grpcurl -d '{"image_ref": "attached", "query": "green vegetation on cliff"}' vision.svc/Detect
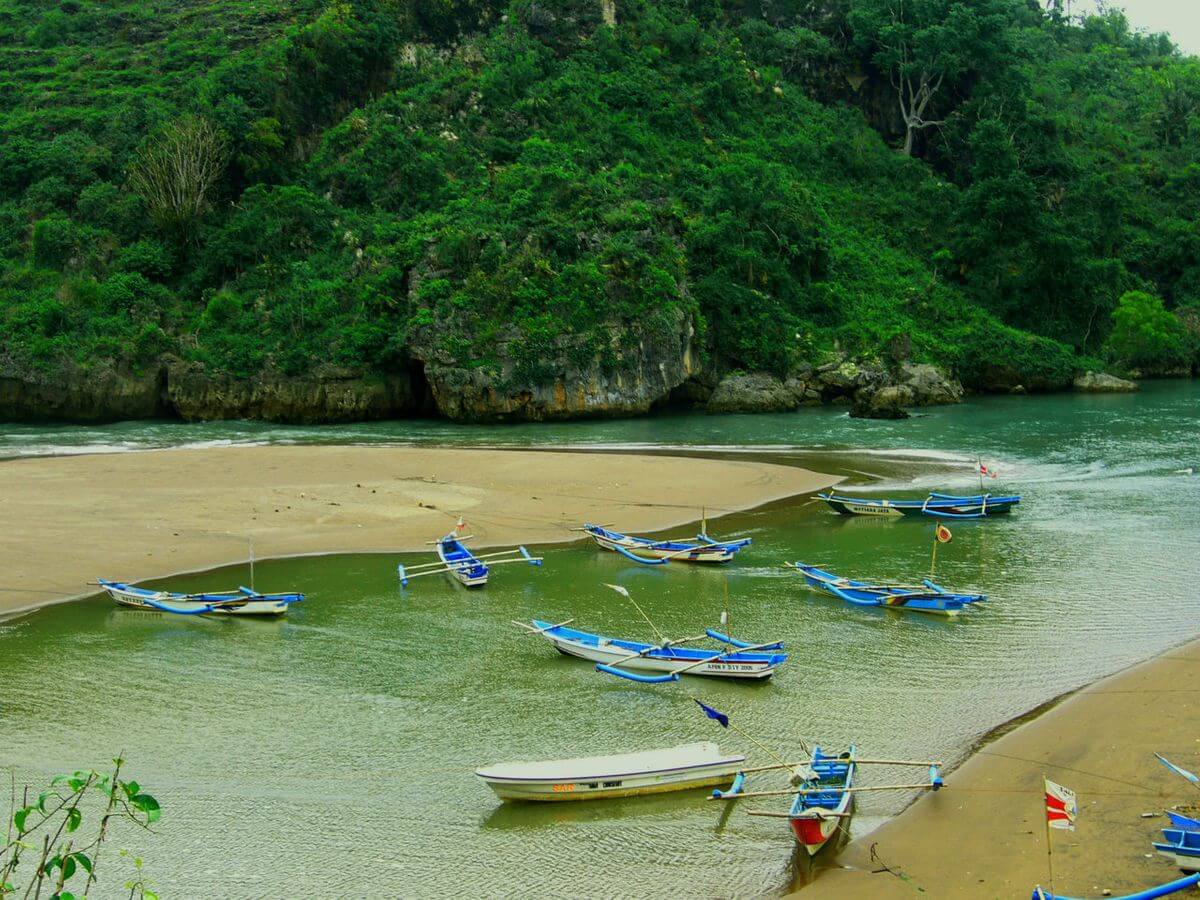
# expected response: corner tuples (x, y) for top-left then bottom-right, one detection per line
(1, 0), (1197, 419)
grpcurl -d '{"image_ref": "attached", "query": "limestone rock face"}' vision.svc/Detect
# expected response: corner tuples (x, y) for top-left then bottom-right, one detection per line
(165, 364), (416, 423)
(0, 365), (163, 421)
(1073, 371), (1138, 393)
(413, 311), (699, 422)
(706, 372), (799, 414)
(899, 363), (964, 405)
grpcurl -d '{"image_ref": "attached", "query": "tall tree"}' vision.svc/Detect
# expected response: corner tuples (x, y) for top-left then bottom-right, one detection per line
(849, 0), (1016, 155)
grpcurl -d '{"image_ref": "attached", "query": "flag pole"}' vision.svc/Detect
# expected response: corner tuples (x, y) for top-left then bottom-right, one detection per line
(1043, 773), (1056, 896)
(978, 458), (985, 494)
(930, 522), (940, 579)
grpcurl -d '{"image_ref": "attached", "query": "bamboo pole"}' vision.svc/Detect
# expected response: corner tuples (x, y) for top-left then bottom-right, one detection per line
(734, 759), (941, 775)
(709, 781), (942, 801)
(513, 618), (574, 636)
(746, 810), (852, 819)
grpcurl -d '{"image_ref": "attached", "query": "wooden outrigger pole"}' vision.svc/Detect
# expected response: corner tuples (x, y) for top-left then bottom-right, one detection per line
(398, 527), (542, 587)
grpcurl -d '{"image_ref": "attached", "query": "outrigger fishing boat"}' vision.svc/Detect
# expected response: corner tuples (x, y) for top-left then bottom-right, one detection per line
(579, 521), (750, 565)
(816, 491), (1021, 519)
(476, 742), (747, 802)
(398, 525), (542, 588)
(790, 563), (986, 616)
(516, 619), (787, 682)
(1033, 874), (1200, 900)
(710, 746), (943, 855)
(97, 579), (303, 616)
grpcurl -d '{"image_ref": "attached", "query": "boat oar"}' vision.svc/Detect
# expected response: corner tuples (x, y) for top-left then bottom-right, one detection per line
(512, 619), (575, 636)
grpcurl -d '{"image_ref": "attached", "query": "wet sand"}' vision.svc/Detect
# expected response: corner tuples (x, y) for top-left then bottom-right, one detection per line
(797, 636), (1200, 899)
(0, 445), (839, 617)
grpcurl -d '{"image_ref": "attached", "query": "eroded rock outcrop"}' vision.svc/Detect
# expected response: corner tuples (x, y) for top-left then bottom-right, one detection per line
(1073, 371), (1138, 393)
(705, 372), (800, 413)
(413, 311), (699, 422)
(0, 365), (164, 421)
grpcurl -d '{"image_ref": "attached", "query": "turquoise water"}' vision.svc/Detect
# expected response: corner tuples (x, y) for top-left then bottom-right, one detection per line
(1, 382), (1198, 897)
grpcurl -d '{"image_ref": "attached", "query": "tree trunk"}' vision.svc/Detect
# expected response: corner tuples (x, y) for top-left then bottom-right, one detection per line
(600, 0), (616, 26)
(902, 122), (915, 156)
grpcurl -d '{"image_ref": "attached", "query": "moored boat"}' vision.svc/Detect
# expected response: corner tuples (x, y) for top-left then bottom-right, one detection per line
(97, 579), (303, 616)
(476, 742), (747, 802)
(1032, 873), (1200, 900)
(581, 523), (750, 565)
(791, 563), (986, 616)
(816, 491), (1021, 519)
(788, 746), (857, 855)
(710, 746), (942, 855)
(397, 527), (542, 588)
(520, 619), (786, 681)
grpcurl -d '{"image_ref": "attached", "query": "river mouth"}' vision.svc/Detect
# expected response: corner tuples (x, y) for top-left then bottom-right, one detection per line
(2, 381), (1199, 897)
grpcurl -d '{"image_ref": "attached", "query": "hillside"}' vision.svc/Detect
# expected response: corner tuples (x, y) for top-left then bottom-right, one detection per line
(1, 0), (1197, 422)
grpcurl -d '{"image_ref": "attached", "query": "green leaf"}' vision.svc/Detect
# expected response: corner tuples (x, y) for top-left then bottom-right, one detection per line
(61, 856), (76, 880)
(130, 793), (160, 824)
(145, 891), (159, 900)
(13, 807), (31, 833)
(71, 852), (93, 874)
(66, 807), (82, 833)
(123, 780), (140, 799)
(37, 791), (54, 813)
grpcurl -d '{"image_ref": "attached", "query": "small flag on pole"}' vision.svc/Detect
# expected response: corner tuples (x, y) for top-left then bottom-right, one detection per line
(978, 462), (998, 478)
(455, 516), (467, 533)
(603, 583), (630, 599)
(1156, 754), (1200, 784)
(935, 523), (953, 544)
(1045, 779), (1077, 831)
(694, 699), (729, 728)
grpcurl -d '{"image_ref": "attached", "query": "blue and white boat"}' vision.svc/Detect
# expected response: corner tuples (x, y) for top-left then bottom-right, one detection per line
(791, 563), (986, 616)
(520, 619), (786, 682)
(816, 491), (1021, 519)
(1156, 826), (1200, 871)
(398, 531), (542, 587)
(581, 523), (750, 565)
(97, 579), (303, 616)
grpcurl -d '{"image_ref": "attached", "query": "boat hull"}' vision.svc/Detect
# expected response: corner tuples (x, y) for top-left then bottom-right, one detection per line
(478, 742), (746, 803)
(437, 536), (489, 587)
(817, 492), (1020, 519)
(101, 584), (297, 616)
(533, 620), (785, 680)
(788, 746), (856, 855)
(794, 564), (985, 616)
(583, 525), (748, 563)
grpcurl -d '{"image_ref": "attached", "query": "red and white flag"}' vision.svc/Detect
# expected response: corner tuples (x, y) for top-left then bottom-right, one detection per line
(455, 516), (467, 533)
(1045, 779), (1077, 831)
(978, 462), (998, 478)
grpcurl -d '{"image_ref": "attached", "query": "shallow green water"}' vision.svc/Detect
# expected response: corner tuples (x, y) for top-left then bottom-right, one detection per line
(2, 382), (1199, 897)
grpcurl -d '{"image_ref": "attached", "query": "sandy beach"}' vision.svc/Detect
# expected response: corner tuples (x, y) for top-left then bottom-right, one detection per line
(0, 445), (838, 617)
(798, 635), (1200, 899)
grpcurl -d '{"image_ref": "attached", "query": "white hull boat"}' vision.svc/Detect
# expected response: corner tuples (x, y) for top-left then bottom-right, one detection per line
(477, 742), (746, 802)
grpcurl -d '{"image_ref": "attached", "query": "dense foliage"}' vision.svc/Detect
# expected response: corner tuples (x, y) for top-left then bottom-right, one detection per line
(1, 0), (1197, 404)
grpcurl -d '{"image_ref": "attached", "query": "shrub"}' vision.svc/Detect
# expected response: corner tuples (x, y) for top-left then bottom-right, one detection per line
(1103, 290), (1188, 371)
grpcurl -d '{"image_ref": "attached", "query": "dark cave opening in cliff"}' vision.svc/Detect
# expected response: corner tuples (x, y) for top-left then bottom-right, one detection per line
(407, 361), (439, 418)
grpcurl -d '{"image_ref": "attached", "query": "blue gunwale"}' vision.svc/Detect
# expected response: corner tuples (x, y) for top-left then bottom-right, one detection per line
(437, 535), (488, 580)
(96, 579), (304, 604)
(816, 491), (1021, 519)
(789, 745), (856, 817)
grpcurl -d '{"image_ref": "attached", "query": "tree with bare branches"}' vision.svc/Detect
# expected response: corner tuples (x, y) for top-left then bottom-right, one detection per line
(850, 0), (1014, 156)
(128, 116), (228, 233)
